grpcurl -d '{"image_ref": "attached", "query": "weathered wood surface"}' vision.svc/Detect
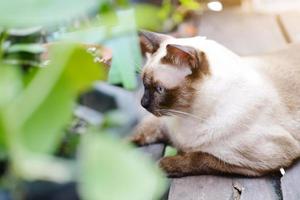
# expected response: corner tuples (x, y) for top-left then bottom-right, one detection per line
(233, 177), (280, 200)
(168, 176), (281, 200)
(281, 162), (300, 200)
(279, 12), (300, 43)
(199, 9), (287, 55)
(168, 176), (233, 200)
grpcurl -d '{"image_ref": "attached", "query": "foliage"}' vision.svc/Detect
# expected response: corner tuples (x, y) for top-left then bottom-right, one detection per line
(164, 146), (178, 157)
(159, 0), (202, 30)
(106, 9), (142, 89)
(0, 0), (100, 28)
(0, 0), (167, 199)
(134, 4), (165, 31)
(78, 132), (165, 200)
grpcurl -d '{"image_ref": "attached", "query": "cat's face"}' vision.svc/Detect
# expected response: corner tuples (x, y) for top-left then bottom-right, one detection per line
(139, 31), (210, 116)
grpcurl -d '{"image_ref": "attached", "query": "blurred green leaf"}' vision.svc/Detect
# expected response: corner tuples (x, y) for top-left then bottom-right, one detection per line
(107, 9), (141, 90)
(179, 0), (201, 10)
(6, 43), (45, 54)
(97, 9), (119, 28)
(107, 35), (138, 89)
(78, 132), (167, 200)
(0, 64), (22, 108)
(9, 43), (107, 153)
(102, 110), (129, 128)
(115, 0), (129, 7)
(59, 27), (107, 44)
(22, 67), (39, 87)
(172, 12), (184, 24)
(164, 145), (177, 157)
(158, 0), (172, 21)
(14, 152), (75, 182)
(0, 0), (100, 28)
(22, 78), (74, 153)
(0, 44), (106, 182)
(134, 4), (163, 31)
(8, 44), (74, 154)
(59, 4), (164, 44)
(0, 64), (22, 152)
(64, 44), (107, 91)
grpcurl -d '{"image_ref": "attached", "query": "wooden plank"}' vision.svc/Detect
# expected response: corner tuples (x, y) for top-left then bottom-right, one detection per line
(220, 0), (242, 7)
(250, 0), (300, 13)
(279, 12), (300, 43)
(139, 143), (165, 161)
(281, 161), (300, 200)
(199, 9), (287, 55)
(232, 177), (280, 200)
(168, 176), (233, 200)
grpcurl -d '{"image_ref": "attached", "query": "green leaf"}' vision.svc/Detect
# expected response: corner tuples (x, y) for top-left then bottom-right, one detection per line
(6, 43), (45, 54)
(0, 64), (22, 153)
(158, 0), (172, 21)
(107, 35), (139, 89)
(64, 44), (107, 91)
(14, 152), (75, 183)
(134, 4), (163, 31)
(179, 0), (201, 10)
(58, 27), (107, 44)
(9, 43), (107, 153)
(9, 44), (74, 131)
(102, 110), (129, 128)
(78, 132), (167, 200)
(164, 145), (177, 157)
(107, 9), (142, 90)
(0, 0), (100, 28)
(22, 78), (74, 153)
(0, 64), (22, 108)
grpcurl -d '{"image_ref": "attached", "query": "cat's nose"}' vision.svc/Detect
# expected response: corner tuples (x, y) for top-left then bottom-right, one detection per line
(141, 96), (150, 109)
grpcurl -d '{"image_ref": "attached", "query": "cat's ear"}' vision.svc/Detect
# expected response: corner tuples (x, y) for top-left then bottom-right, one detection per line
(139, 30), (170, 55)
(162, 44), (209, 74)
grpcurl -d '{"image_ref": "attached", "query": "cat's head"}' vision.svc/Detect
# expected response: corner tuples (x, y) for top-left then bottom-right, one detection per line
(139, 30), (210, 116)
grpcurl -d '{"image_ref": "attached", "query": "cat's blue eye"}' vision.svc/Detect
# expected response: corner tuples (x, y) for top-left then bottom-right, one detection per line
(156, 85), (165, 94)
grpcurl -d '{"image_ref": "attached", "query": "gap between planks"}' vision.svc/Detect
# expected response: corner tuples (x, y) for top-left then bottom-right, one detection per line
(277, 12), (300, 43)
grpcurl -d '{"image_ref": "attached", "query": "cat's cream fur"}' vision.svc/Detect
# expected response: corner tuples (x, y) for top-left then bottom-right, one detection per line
(133, 32), (300, 176)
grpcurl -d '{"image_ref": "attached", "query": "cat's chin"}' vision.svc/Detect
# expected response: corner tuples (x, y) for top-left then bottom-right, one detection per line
(150, 110), (164, 117)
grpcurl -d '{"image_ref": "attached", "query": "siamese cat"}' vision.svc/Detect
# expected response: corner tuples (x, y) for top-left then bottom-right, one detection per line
(130, 30), (300, 177)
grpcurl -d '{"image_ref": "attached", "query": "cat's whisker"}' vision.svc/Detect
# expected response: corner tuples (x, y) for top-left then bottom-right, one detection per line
(158, 109), (203, 121)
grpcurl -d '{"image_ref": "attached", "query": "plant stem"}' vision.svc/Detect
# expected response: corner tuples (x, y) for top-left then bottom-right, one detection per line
(0, 30), (8, 60)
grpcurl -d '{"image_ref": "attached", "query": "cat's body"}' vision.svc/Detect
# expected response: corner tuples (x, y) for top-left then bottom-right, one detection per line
(131, 31), (300, 177)
(163, 42), (300, 173)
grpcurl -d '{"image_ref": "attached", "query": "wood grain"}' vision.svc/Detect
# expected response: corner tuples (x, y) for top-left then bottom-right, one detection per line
(168, 176), (233, 200)
(233, 177), (280, 200)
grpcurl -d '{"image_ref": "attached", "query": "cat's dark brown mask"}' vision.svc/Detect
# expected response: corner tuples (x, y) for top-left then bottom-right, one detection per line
(139, 30), (210, 116)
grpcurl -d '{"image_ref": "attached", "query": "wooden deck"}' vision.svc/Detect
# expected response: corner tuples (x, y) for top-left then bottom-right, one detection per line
(140, 7), (300, 200)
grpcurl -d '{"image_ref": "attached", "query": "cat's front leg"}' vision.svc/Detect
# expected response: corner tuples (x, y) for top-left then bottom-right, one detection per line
(128, 115), (168, 146)
(159, 152), (266, 177)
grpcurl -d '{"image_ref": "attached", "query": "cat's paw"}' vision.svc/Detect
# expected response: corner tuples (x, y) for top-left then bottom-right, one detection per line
(127, 133), (148, 146)
(158, 157), (185, 178)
